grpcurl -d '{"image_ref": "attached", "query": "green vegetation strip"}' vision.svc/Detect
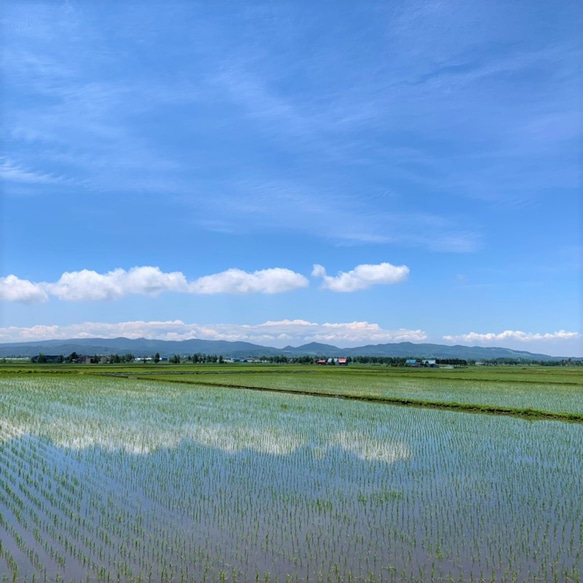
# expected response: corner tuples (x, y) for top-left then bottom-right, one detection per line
(134, 375), (583, 423)
(1, 363), (582, 385)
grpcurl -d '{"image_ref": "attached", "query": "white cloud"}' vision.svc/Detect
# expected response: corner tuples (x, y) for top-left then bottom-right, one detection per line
(312, 262), (409, 292)
(0, 275), (48, 304)
(1, 262), (411, 302)
(46, 267), (189, 301)
(189, 268), (308, 295)
(443, 330), (581, 343)
(319, 323), (426, 344)
(0, 319), (427, 348)
(1, 266), (308, 303)
(1, 320), (579, 355)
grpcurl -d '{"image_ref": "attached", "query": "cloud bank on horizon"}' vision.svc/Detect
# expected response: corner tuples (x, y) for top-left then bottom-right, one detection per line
(0, 319), (425, 346)
(0, 319), (579, 353)
(1, 1), (581, 357)
(443, 330), (580, 344)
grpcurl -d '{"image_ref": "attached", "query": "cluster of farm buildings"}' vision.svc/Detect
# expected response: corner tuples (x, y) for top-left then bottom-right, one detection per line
(316, 357), (348, 366)
(27, 354), (458, 368)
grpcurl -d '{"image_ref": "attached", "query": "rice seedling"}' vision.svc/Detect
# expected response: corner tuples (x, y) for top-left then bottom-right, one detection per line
(137, 367), (583, 419)
(0, 375), (581, 581)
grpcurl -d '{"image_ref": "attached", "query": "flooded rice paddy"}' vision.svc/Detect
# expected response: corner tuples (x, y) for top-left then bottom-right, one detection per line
(151, 370), (583, 416)
(0, 375), (582, 582)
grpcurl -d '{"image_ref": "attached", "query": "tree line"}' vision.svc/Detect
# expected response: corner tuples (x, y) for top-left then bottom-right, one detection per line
(27, 352), (581, 366)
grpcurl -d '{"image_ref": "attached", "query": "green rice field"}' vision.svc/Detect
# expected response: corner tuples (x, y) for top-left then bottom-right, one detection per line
(130, 366), (583, 419)
(0, 366), (582, 582)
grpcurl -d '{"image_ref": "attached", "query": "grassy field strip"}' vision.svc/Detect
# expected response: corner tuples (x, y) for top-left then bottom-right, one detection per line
(2, 363), (582, 386)
(110, 368), (583, 385)
(131, 375), (583, 423)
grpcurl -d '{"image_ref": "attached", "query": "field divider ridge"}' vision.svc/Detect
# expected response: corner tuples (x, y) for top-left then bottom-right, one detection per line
(129, 375), (583, 424)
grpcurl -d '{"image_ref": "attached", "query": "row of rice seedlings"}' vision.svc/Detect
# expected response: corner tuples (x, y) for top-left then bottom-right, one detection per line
(0, 435), (110, 579)
(0, 375), (582, 581)
(1, 405), (226, 580)
(171, 369), (583, 416)
(0, 414), (184, 580)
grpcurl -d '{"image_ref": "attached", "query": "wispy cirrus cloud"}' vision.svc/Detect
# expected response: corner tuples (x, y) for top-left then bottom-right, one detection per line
(0, 157), (81, 186)
(189, 179), (482, 251)
(0, 319), (427, 347)
(312, 262), (409, 292)
(1, 266), (309, 303)
(3, 3), (496, 252)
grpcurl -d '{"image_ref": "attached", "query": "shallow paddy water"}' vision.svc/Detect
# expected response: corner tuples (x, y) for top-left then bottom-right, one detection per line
(155, 370), (583, 416)
(0, 376), (582, 582)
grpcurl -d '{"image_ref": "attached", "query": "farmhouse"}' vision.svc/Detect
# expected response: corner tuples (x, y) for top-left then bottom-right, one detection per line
(316, 358), (349, 366)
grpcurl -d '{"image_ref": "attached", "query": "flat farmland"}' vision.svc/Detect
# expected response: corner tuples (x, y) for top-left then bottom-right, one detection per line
(123, 365), (583, 419)
(0, 367), (582, 582)
(7, 363), (580, 418)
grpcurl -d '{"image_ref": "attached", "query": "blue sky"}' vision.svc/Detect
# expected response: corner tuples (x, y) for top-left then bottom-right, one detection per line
(1, 0), (581, 356)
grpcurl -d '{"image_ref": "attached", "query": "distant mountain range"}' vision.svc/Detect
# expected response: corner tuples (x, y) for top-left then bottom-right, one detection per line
(0, 337), (573, 361)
